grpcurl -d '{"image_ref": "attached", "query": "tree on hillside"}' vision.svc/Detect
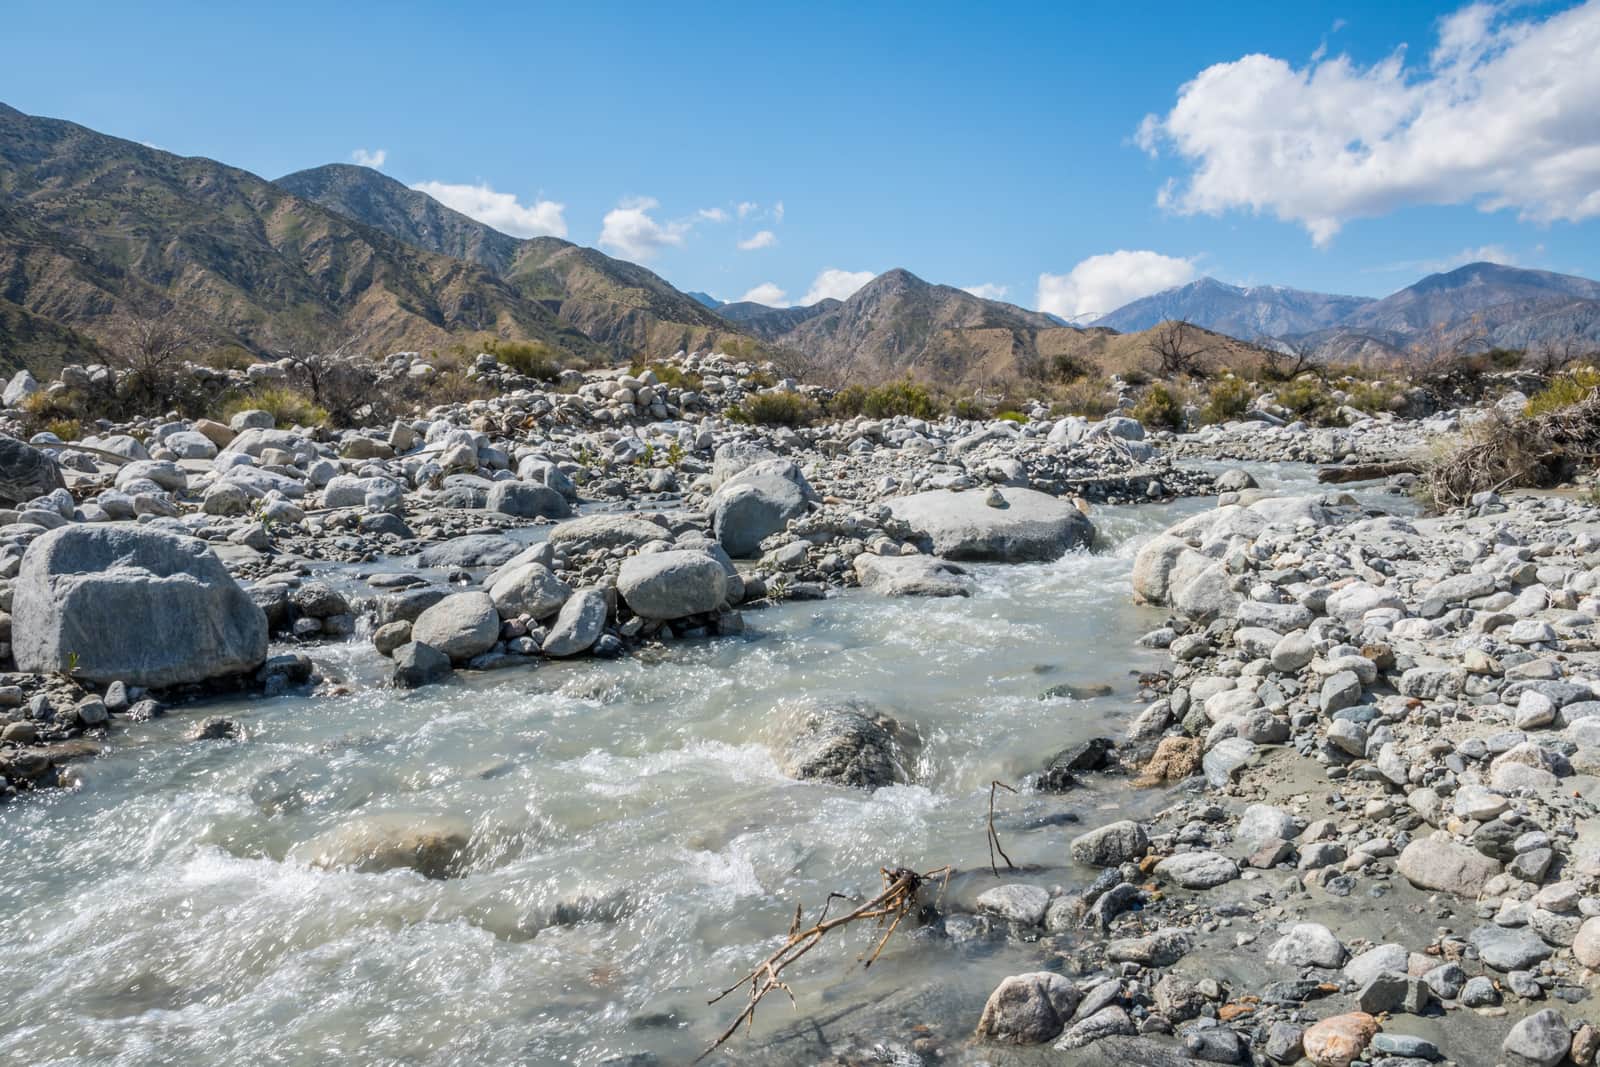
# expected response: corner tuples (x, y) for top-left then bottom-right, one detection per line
(1147, 319), (1214, 378)
(106, 305), (198, 411)
(1256, 336), (1321, 382)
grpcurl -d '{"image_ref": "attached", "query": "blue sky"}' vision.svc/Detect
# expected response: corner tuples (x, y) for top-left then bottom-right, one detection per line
(5, 1), (1599, 318)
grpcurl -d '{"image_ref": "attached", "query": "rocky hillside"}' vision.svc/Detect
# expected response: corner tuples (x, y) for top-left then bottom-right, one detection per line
(278, 164), (755, 361)
(714, 298), (840, 340)
(0, 104), (604, 370)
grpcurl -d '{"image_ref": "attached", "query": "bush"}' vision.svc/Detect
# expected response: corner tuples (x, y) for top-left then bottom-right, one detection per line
(1197, 377), (1251, 425)
(727, 391), (819, 427)
(1272, 375), (1341, 425)
(1526, 365), (1600, 417)
(45, 418), (84, 442)
(631, 361), (702, 390)
(1054, 378), (1115, 418)
(1048, 352), (1092, 382)
(486, 339), (563, 381)
(949, 397), (990, 420)
(995, 409), (1029, 424)
(218, 386), (328, 428)
(1344, 379), (1403, 415)
(1131, 383), (1184, 430)
(828, 378), (943, 420)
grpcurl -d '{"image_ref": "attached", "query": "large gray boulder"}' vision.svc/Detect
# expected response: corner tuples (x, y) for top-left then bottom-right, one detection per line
(853, 553), (974, 597)
(1396, 836), (1502, 897)
(0, 435), (68, 508)
(12, 525), (268, 687)
(409, 592), (500, 661)
(886, 488), (1093, 562)
(617, 550), (728, 620)
(542, 588), (608, 656)
(775, 701), (916, 789)
(486, 481), (571, 519)
(710, 441), (778, 488)
(976, 971), (1081, 1045)
(417, 535), (522, 569)
(487, 562), (571, 620)
(708, 459), (817, 558)
(547, 514), (671, 553)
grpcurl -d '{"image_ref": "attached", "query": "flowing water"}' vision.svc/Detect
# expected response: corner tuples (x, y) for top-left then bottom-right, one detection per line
(0, 464), (1408, 1065)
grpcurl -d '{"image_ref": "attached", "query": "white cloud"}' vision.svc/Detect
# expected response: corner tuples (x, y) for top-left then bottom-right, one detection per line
(351, 147), (387, 169)
(698, 207), (729, 223)
(737, 230), (777, 251)
(736, 201), (758, 219)
(1140, 1), (1600, 245)
(1036, 250), (1198, 321)
(802, 268), (876, 305)
(774, 201), (785, 223)
(739, 282), (789, 306)
(962, 283), (1009, 300)
(411, 180), (567, 238)
(1370, 243), (1523, 275)
(597, 197), (690, 260)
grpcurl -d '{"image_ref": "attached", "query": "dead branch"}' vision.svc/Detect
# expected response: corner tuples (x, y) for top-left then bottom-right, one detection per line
(699, 864), (950, 1062)
(987, 780), (1017, 876)
(1423, 388), (1600, 508)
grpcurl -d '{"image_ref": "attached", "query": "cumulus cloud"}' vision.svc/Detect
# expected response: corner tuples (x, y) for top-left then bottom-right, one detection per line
(411, 180), (567, 238)
(1372, 243), (1523, 275)
(597, 197), (690, 260)
(1036, 251), (1198, 321)
(737, 230), (777, 251)
(736, 201), (758, 219)
(1139, 1), (1600, 244)
(698, 207), (729, 223)
(802, 268), (876, 305)
(351, 147), (387, 168)
(962, 283), (1009, 301)
(739, 282), (789, 306)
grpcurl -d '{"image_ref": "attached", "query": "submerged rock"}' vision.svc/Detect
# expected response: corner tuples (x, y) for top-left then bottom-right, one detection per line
(292, 813), (471, 879)
(12, 525), (268, 687)
(775, 701), (916, 789)
(852, 553), (974, 597)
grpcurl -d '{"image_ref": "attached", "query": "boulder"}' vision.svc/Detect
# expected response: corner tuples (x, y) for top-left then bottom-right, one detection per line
(1071, 820), (1149, 867)
(708, 459), (816, 558)
(1267, 923), (1347, 968)
(775, 701), (915, 789)
(618, 550), (728, 620)
(12, 525), (267, 687)
(1396, 837), (1501, 897)
(1502, 1009), (1571, 1067)
(886, 488), (1094, 562)
(0, 435), (67, 508)
(290, 813), (470, 879)
(976, 971), (1080, 1045)
(852, 553), (975, 597)
(547, 514), (670, 552)
(485, 481), (571, 519)
(417, 535), (522, 569)
(409, 592), (499, 662)
(542, 588), (608, 656)
(1301, 1013), (1377, 1067)
(487, 562), (571, 620)
(391, 641), (452, 688)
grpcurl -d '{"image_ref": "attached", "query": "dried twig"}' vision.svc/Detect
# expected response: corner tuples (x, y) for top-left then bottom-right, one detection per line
(699, 864), (950, 1062)
(987, 780), (1017, 876)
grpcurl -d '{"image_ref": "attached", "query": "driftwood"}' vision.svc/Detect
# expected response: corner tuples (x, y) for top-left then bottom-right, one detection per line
(986, 780), (1017, 876)
(1316, 460), (1423, 484)
(1424, 389), (1600, 508)
(700, 865), (950, 1061)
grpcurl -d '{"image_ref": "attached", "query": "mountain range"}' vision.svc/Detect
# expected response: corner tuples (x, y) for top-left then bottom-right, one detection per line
(2, 101), (1597, 384)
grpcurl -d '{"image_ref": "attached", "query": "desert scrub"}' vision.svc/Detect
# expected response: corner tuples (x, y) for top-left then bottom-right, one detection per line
(1344, 379), (1404, 415)
(727, 391), (819, 427)
(1197, 377), (1251, 425)
(1131, 383), (1184, 430)
(1271, 375), (1342, 425)
(44, 418), (84, 442)
(994, 409), (1029, 424)
(828, 379), (943, 420)
(631, 361), (702, 390)
(1526, 365), (1600, 417)
(949, 396), (990, 420)
(218, 386), (328, 428)
(1053, 378), (1115, 419)
(484, 339), (564, 381)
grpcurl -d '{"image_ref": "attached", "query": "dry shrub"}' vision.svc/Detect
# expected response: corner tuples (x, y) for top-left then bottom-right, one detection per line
(1131, 383), (1185, 430)
(728, 391), (819, 427)
(1054, 378), (1115, 418)
(1424, 389), (1600, 507)
(218, 386), (329, 428)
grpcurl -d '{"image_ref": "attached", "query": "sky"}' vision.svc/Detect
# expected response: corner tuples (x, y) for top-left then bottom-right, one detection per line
(5, 0), (1600, 320)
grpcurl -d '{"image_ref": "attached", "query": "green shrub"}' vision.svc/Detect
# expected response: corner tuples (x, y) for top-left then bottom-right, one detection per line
(1345, 379), (1403, 415)
(1526, 365), (1600, 417)
(1048, 352), (1092, 382)
(727, 391), (819, 426)
(1053, 378), (1115, 418)
(949, 396), (990, 420)
(218, 386), (328, 428)
(1197, 377), (1251, 425)
(631, 361), (702, 390)
(486, 339), (562, 381)
(1131, 383), (1184, 430)
(828, 378), (943, 420)
(44, 418), (84, 442)
(1272, 375), (1341, 425)
(995, 409), (1029, 424)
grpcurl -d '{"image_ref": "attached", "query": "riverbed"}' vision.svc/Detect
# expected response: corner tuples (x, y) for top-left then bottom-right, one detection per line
(0, 464), (1409, 1065)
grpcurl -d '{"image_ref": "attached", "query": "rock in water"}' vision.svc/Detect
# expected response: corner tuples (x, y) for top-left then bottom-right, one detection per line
(776, 701), (915, 789)
(12, 525), (267, 687)
(886, 488), (1094, 562)
(291, 813), (470, 879)
(0, 434), (67, 507)
(976, 971), (1080, 1044)
(409, 592), (500, 662)
(542, 588), (608, 657)
(852, 554), (974, 597)
(617, 550), (728, 619)
(708, 459), (816, 558)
